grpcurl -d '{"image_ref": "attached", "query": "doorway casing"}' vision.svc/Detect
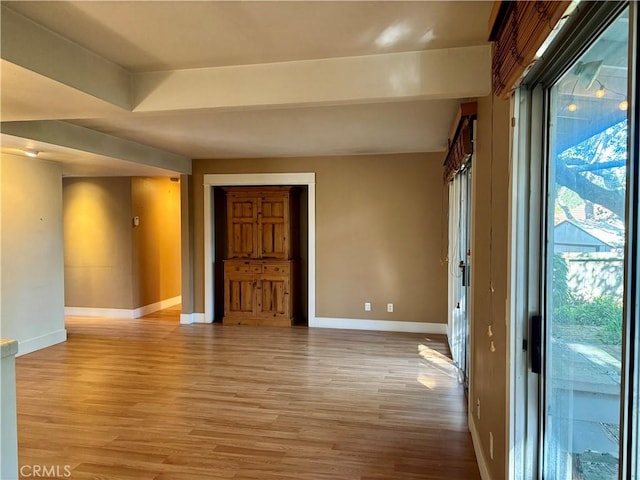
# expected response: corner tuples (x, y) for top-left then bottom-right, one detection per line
(200, 173), (316, 325)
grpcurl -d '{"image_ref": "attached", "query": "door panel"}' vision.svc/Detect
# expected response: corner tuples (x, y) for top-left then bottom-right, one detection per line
(259, 276), (290, 317)
(260, 196), (289, 259)
(227, 197), (259, 258)
(541, 10), (629, 478)
(448, 163), (472, 389)
(230, 278), (255, 313)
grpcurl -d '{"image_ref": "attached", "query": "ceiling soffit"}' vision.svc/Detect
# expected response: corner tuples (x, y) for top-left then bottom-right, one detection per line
(0, 2), (493, 172)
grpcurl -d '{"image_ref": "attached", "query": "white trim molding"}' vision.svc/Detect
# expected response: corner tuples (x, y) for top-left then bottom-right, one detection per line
(203, 173), (316, 325)
(65, 295), (182, 319)
(311, 317), (447, 334)
(180, 313), (206, 325)
(65, 307), (135, 319)
(470, 415), (492, 480)
(133, 296), (182, 318)
(17, 329), (67, 357)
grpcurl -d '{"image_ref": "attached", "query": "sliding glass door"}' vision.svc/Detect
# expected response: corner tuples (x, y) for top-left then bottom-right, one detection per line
(541, 7), (630, 478)
(448, 164), (472, 390)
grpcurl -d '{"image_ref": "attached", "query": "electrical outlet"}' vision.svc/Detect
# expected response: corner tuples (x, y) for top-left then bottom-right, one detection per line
(364, 302), (371, 312)
(387, 303), (394, 313)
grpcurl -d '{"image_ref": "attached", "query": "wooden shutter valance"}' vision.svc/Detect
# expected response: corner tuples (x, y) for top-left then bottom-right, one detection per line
(489, 0), (570, 99)
(443, 102), (477, 183)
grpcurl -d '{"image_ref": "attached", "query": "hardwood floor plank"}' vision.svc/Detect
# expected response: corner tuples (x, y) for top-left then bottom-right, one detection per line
(15, 307), (480, 479)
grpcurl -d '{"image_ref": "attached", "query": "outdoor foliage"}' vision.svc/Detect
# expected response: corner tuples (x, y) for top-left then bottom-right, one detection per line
(553, 255), (622, 344)
(552, 254), (571, 307)
(553, 294), (623, 344)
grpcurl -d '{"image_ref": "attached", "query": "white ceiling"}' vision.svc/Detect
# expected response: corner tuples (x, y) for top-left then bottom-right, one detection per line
(4, 1), (493, 71)
(0, 1), (493, 176)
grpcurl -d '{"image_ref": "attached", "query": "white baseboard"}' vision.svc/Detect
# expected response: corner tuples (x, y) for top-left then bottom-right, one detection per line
(180, 313), (209, 324)
(469, 414), (492, 480)
(133, 296), (181, 318)
(17, 329), (67, 357)
(193, 313), (208, 323)
(181, 315), (444, 332)
(65, 296), (181, 319)
(310, 317), (447, 334)
(65, 306), (134, 319)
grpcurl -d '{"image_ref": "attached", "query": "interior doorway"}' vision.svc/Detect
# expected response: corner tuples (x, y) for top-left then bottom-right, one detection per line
(203, 173), (316, 325)
(63, 176), (182, 320)
(212, 185), (309, 324)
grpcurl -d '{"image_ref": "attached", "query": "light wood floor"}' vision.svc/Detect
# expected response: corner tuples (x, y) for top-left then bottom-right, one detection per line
(16, 307), (480, 479)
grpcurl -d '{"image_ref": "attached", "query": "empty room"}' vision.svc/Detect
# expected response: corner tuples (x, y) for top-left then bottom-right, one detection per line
(2, 2), (640, 479)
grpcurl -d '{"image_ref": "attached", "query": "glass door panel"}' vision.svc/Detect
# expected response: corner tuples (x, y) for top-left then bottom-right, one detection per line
(543, 9), (629, 479)
(448, 166), (472, 389)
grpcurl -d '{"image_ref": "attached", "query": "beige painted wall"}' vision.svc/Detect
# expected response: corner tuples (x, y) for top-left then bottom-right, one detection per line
(64, 177), (134, 309)
(469, 94), (511, 480)
(132, 177), (181, 308)
(64, 177), (181, 310)
(192, 153), (447, 324)
(1, 153), (66, 354)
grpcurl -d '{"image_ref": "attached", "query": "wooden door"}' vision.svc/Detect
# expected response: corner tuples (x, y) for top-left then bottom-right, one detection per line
(259, 193), (290, 259)
(224, 272), (257, 321)
(227, 195), (259, 258)
(258, 263), (291, 321)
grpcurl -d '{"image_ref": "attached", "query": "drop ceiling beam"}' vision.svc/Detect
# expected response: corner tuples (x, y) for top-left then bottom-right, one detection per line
(2, 4), (490, 115)
(133, 45), (491, 112)
(1, 121), (191, 174)
(1, 5), (132, 110)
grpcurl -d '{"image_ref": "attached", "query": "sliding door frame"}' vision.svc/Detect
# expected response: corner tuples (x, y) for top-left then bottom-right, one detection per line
(511, 1), (638, 478)
(621, 2), (640, 478)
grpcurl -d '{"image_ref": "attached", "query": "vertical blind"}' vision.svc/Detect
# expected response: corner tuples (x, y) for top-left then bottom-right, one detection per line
(489, 0), (571, 99)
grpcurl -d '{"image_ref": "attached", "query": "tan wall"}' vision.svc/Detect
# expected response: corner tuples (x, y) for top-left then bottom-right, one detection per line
(192, 153), (447, 324)
(469, 94), (511, 480)
(131, 177), (181, 308)
(63, 177), (134, 309)
(1, 153), (66, 353)
(64, 176), (181, 310)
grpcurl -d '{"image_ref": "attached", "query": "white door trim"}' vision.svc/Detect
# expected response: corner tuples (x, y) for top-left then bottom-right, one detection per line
(203, 173), (316, 325)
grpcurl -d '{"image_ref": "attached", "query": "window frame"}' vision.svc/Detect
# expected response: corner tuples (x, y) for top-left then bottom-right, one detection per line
(511, 1), (638, 478)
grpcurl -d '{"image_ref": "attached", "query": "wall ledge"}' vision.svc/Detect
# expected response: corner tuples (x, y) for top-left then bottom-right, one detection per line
(1, 339), (19, 358)
(1, 339), (19, 479)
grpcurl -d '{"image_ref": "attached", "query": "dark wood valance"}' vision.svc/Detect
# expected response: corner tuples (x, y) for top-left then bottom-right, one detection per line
(489, 0), (570, 99)
(443, 102), (477, 183)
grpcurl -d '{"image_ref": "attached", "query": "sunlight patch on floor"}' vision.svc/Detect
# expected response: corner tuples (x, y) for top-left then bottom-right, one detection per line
(417, 342), (457, 379)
